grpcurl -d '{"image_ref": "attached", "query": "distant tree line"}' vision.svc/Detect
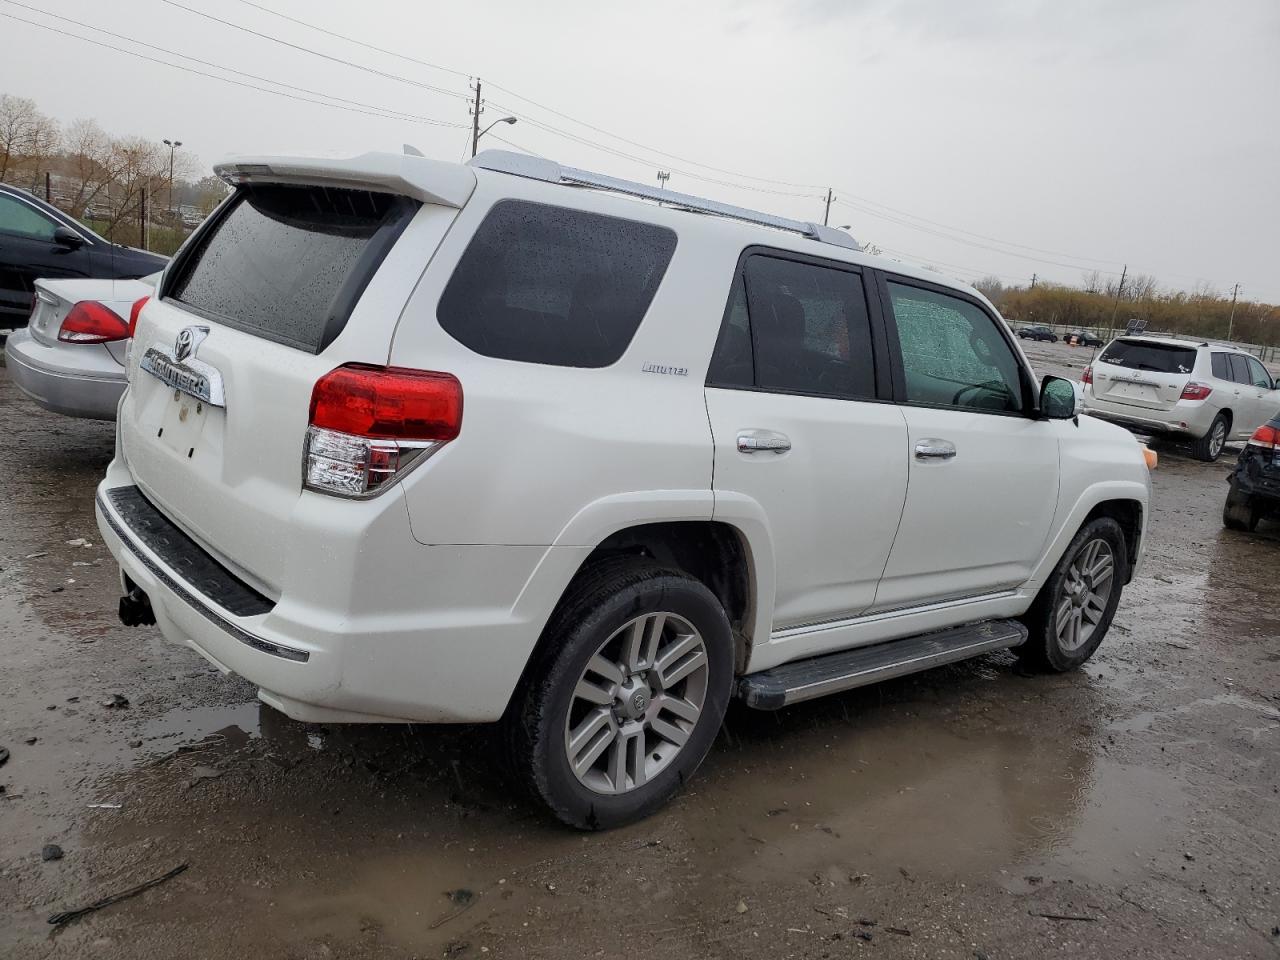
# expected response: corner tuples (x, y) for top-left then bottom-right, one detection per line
(973, 274), (1278, 347)
(0, 93), (229, 253)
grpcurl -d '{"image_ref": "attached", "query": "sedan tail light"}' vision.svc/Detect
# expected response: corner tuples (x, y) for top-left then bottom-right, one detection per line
(127, 296), (150, 338)
(1180, 381), (1213, 401)
(1081, 366), (1093, 385)
(1248, 424), (1279, 450)
(304, 364), (463, 498)
(57, 301), (129, 343)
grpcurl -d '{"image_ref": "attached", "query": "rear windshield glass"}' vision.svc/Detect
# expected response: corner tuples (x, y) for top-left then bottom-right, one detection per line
(437, 200), (677, 368)
(165, 185), (415, 353)
(1099, 339), (1196, 374)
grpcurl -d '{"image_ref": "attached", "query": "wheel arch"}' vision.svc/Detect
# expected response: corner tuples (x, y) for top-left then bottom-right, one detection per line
(1028, 481), (1148, 591)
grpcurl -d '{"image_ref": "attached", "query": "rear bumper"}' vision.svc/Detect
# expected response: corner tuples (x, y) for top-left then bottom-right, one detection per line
(1081, 393), (1215, 438)
(95, 467), (590, 724)
(4, 328), (126, 420)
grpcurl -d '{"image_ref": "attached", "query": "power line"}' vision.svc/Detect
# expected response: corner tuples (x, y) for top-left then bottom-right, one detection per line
(0, 11), (466, 129)
(1, 1), (462, 128)
(157, 0), (469, 103)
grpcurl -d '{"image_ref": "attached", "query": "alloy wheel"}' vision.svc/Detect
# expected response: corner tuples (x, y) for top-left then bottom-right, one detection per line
(1055, 538), (1115, 653)
(564, 612), (709, 795)
(1209, 420), (1227, 459)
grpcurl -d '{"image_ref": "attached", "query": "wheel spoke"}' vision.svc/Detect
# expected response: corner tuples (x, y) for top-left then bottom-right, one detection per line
(654, 633), (706, 688)
(627, 727), (647, 787)
(586, 654), (624, 687)
(1068, 609), (1083, 649)
(1087, 552), (1114, 585)
(650, 716), (689, 747)
(656, 693), (701, 724)
(607, 728), (628, 791)
(568, 709), (615, 775)
(1084, 591), (1107, 623)
(573, 677), (614, 706)
(623, 614), (665, 672)
(1055, 598), (1074, 636)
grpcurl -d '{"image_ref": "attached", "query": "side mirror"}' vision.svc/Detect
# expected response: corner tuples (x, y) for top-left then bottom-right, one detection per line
(52, 226), (84, 249)
(1040, 375), (1079, 420)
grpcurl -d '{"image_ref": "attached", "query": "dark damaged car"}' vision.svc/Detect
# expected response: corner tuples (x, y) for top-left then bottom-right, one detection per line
(1223, 415), (1280, 532)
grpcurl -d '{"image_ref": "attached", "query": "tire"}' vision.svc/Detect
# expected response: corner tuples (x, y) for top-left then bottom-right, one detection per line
(1018, 518), (1128, 673)
(1191, 412), (1230, 462)
(1223, 480), (1259, 532)
(504, 557), (733, 830)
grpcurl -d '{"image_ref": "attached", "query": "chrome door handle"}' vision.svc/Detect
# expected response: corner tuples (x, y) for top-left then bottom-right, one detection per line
(914, 438), (957, 460)
(737, 432), (791, 454)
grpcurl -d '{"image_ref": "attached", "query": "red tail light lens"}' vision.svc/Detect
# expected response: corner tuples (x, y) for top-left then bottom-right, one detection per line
(1081, 366), (1093, 385)
(1180, 381), (1213, 401)
(305, 364), (463, 498)
(1248, 424), (1279, 450)
(127, 296), (150, 338)
(57, 301), (129, 343)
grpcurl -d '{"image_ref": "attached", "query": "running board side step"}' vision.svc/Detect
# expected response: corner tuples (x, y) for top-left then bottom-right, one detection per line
(737, 619), (1028, 710)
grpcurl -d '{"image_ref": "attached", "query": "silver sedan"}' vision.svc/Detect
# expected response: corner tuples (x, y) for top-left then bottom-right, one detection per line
(4, 275), (156, 420)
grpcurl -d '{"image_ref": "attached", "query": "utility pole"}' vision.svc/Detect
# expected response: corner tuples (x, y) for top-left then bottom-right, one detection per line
(823, 188), (834, 227)
(44, 171), (51, 202)
(470, 79), (483, 158)
(1226, 283), (1241, 342)
(656, 171), (670, 191)
(139, 186), (148, 251)
(163, 138), (182, 220)
(1030, 273), (1037, 289)
(1108, 264), (1128, 336)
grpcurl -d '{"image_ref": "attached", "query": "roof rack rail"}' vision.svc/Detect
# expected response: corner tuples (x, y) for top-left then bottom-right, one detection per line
(469, 150), (860, 252)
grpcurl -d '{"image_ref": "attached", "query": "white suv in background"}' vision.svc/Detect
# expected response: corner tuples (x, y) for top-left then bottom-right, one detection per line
(1082, 335), (1280, 461)
(96, 149), (1151, 828)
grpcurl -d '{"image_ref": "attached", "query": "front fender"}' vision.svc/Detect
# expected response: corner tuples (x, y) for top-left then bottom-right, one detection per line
(1027, 479), (1150, 589)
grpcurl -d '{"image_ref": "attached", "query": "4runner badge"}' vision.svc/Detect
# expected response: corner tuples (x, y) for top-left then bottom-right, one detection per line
(139, 325), (226, 408)
(641, 362), (688, 377)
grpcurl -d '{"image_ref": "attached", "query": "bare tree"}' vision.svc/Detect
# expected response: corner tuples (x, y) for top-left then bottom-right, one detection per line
(0, 93), (59, 183)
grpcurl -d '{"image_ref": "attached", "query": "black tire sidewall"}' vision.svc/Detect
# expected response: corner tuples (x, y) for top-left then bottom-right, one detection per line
(524, 566), (733, 830)
(1194, 413), (1229, 462)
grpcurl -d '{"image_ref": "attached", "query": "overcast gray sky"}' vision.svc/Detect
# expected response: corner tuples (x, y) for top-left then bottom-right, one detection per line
(3, 0), (1277, 301)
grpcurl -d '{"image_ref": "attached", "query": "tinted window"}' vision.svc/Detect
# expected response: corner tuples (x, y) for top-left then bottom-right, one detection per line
(1212, 353), (1231, 380)
(438, 201), (676, 368)
(1229, 354), (1252, 385)
(1246, 356), (1273, 389)
(0, 194), (58, 240)
(708, 254), (875, 399)
(887, 281), (1023, 413)
(166, 185), (414, 353)
(1099, 339), (1196, 374)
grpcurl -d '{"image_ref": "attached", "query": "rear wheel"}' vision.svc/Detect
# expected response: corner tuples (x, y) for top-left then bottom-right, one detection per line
(1018, 518), (1128, 672)
(506, 558), (733, 830)
(1192, 413), (1229, 462)
(1223, 480), (1259, 531)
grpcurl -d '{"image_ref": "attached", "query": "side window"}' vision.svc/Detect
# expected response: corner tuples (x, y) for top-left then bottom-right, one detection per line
(886, 281), (1024, 413)
(0, 194), (59, 241)
(1211, 353), (1231, 381)
(708, 254), (876, 399)
(1246, 356), (1273, 389)
(1229, 354), (1252, 385)
(437, 200), (677, 368)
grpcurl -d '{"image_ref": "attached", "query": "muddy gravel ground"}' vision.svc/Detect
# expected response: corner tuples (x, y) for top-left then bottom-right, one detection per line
(2, 341), (1279, 959)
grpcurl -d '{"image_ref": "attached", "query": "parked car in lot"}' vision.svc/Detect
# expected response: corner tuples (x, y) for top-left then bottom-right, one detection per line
(1223, 416), (1280, 532)
(0, 183), (166, 328)
(95, 149), (1152, 828)
(1082, 335), (1280, 461)
(4, 276), (154, 419)
(1065, 330), (1105, 347)
(1017, 324), (1058, 342)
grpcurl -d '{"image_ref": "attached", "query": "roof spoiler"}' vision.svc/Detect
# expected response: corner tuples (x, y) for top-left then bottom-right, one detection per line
(213, 151), (476, 207)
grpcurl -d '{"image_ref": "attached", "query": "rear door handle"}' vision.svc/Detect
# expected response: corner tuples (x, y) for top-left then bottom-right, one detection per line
(914, 438), (957, 460)
(737, 431), (791, 454)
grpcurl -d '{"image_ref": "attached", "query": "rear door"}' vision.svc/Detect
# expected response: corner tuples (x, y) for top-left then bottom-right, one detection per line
(873, 275), (1059, 609)
(120, 182), (435, 591)
(1091, 339), (1196, 411)
(704, 249), (907, 631)
(1231, 354), (1276, 436)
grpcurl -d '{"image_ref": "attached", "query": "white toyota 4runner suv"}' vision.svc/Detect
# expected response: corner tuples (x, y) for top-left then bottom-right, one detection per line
(96, 150), (1151, 828)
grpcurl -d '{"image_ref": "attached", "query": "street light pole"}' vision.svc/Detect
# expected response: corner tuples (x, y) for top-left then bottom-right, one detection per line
(473, 116), (517, 155)
(162, 138), (182, 220)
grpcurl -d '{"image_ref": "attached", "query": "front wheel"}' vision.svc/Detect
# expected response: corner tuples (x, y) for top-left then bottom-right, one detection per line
(505, 559), (733, 830)
(1018, 518), (1128, 672)
(1192, 413), (1229, 462)
(1223, 480), (1259, 531)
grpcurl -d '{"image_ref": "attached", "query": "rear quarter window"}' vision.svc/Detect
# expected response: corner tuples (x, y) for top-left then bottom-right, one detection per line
(1099, 339), (1196, 375)
(437, 200), (677, 368)
(164, 185), (417, 353)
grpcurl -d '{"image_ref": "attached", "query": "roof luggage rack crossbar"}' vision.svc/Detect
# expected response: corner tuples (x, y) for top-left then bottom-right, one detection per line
(469, 150), (860, 252)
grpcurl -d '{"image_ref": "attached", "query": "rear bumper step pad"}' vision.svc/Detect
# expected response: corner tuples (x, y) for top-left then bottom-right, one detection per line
(738, 619), (1027, 710)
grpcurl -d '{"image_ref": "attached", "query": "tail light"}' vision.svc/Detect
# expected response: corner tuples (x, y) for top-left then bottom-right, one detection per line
(304, 363), (462, 498)
(1180, 381), (1213, 401)
(1081, 366), (1093, 385)
(1248, 424), (1279, 451)
(127, 296), (150, 338)
(57, 301), (129, 343)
